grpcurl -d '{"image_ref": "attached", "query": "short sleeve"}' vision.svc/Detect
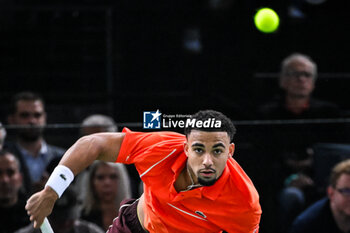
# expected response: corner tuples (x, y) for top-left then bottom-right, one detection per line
(116, 128), (185, 167)
(116, 128), (164, 164)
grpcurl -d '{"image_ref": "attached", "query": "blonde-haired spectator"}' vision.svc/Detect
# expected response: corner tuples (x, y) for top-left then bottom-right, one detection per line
(80, 161), (131, 231)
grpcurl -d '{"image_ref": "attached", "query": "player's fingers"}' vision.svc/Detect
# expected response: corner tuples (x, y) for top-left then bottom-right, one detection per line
(29, 209), (45, 227)
(26, 203), (38, 218)
(33, 216), (45, 229)
(25, 193), (39, 211)
(37, 217), (45, 228)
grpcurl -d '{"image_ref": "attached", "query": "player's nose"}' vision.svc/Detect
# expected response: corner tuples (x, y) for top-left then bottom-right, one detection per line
(202, 153), (213, 167)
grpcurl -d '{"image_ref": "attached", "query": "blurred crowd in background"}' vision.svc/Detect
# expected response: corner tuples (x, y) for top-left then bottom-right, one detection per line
(1, 0), (350, 233)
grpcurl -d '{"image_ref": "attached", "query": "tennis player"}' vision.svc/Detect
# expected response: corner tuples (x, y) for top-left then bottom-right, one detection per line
(26, 110), (261, 233)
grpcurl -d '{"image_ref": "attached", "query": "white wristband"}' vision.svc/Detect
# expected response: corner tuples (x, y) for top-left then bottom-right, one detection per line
(45, 165), (74, 198)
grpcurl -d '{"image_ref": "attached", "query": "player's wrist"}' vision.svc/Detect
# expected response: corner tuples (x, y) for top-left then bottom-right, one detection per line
(43, 185), (59, 200)
(45, 165), (74, 198)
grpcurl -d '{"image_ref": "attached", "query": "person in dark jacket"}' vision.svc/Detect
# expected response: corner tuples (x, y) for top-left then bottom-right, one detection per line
(5, 91), (65, 195)
(289, 159), (350, 233)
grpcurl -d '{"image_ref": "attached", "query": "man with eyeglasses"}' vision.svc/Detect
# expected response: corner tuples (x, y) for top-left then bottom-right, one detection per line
(259, 53), (340, 119)
(289, 159), (350, 233)
(5, 92), (65, 195)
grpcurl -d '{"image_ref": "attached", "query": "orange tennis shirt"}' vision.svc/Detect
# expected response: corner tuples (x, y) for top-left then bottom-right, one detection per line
(116, 128), (262, 233)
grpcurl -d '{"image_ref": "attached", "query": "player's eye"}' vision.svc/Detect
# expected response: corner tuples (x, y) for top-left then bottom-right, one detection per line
(193, 148), (204, 154)
(213, 149), (223, 155)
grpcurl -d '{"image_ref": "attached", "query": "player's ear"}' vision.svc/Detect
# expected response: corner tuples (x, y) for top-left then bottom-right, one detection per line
(229, 143), (235, 158)
(184, 142), (189, 157)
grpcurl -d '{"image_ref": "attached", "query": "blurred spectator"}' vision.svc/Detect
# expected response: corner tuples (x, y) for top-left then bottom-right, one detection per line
(80, 161), (131, 231)
(5, 91), (65, 195)
(258, 53), (341, 233)
(80, 114), (118, 136)
(15, 187), (104, 233)
(289, 159), (350, 233)
(0, 122), (6, 150)
(0, 150), (30, 233)
(259, 53), (340, 120)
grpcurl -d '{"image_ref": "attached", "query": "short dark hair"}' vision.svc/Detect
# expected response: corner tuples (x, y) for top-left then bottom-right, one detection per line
(9, 91), (45, 114)
(184, 110), (236, 142)
(0, 149), (21, 170)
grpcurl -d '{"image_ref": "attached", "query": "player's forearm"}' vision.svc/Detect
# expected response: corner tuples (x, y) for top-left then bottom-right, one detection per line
(58, 135), (103, 176)
(58, 133), (125, 176)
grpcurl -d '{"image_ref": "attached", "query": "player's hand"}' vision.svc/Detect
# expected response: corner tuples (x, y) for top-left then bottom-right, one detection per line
(25, 186), (58, 228)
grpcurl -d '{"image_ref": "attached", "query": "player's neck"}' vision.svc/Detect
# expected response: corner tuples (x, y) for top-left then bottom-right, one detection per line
(174, 165), (201, 192)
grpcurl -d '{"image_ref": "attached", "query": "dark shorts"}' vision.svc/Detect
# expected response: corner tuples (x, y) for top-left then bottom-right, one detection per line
(107, 199), (148, 233)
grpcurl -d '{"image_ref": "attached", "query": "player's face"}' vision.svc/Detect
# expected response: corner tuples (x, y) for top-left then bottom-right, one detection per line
(280, 60), (315, 98)
(0, 154), (22, 206)
(93, 163), (119, 202)
(328, 174), (350, 217)
(184, 130), (234, 186)
(8, 100), (46, 141)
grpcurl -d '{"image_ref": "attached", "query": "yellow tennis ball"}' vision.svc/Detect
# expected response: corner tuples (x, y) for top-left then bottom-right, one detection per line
(254, 8), (280, 33)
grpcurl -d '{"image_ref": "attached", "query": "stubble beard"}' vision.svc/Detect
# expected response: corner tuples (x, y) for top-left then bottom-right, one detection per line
(198, 176), (217, 186)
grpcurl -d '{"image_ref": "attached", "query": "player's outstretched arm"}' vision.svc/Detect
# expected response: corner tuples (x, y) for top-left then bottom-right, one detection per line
(59, 132), (125, 175)
(26, 132), (125, 228)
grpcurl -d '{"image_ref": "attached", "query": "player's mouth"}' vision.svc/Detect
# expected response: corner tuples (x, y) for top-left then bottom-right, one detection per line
(199, 169), (216, 178)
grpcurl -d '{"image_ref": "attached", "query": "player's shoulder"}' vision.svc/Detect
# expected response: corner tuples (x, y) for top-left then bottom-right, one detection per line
(146, 131), (186, 152)
(152, 130), (185, 140)
(123, 128), (185, 145)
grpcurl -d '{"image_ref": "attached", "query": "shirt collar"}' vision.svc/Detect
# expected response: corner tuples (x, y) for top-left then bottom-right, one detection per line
(17, 140), (48, 157)
(202, 165), (229, 201)
(171, 152), (230, 201)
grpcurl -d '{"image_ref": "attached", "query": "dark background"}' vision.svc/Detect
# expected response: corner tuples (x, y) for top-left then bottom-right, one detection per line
(1, 1), (350, 233)
(1, 0), (349, 124)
